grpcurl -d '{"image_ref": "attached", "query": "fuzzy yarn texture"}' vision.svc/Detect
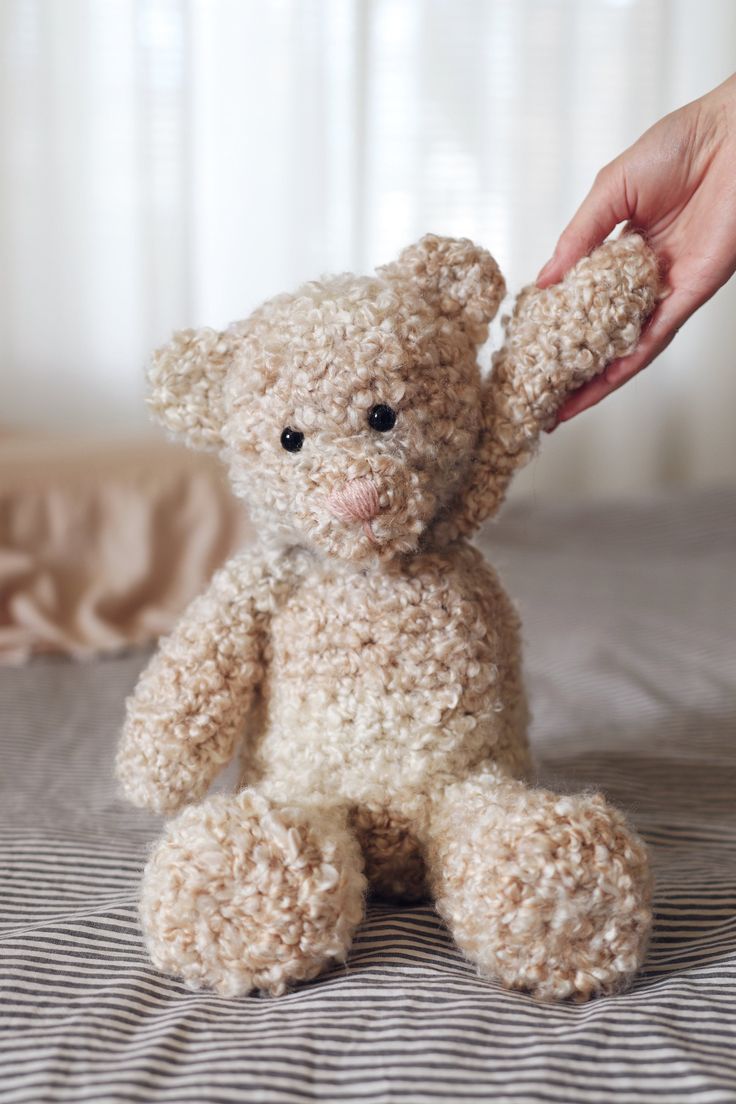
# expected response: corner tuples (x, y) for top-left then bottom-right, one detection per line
(118, 232), (660, 1001)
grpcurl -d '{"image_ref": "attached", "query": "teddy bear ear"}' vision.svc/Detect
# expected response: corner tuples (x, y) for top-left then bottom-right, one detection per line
(379, 234), (506, 341)
(146, 326), (241, 452)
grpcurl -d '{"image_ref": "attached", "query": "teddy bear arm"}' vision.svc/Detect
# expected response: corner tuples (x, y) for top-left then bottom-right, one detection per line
(489, 234), (660, 462)
(115, 550), (273, 815)
(434, 236), (659, 539)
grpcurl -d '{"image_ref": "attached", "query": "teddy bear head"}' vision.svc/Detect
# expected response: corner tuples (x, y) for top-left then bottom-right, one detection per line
(148, 236), (505, 564)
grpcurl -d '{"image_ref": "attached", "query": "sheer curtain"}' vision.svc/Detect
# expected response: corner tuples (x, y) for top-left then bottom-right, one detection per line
(2, 0), (735, 496)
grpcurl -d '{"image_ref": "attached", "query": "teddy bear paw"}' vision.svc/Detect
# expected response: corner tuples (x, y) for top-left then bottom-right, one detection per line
(433, 788), (652, 1002)
(139, 790), (366, 996)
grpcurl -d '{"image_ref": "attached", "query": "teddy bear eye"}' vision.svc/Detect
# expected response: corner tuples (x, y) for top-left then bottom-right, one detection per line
(368, 404), (397, 432)
(280, 427), (304, 453)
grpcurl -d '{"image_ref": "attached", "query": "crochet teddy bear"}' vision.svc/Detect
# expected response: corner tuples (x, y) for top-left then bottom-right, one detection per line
(117, 232), (660, 1002)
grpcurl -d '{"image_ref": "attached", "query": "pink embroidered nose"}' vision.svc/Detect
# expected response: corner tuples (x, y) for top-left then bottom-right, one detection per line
(326, 478), (380, 522)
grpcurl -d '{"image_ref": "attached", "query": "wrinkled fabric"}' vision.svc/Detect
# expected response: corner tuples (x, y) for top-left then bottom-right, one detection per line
(0, 430), (252, 663)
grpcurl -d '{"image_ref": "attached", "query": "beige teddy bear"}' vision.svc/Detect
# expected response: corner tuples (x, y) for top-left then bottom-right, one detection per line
(117, 233), (659, 1002)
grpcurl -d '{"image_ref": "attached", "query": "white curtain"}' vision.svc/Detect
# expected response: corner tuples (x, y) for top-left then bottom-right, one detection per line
(2, 0), (735, 496)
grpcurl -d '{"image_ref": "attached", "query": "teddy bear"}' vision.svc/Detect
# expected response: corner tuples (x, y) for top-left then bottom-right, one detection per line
(117, 232), (660, 1002)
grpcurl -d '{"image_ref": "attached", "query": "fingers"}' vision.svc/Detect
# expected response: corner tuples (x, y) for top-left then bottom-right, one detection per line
(537, 162), (632, 288)
(549, 287), (698, 425)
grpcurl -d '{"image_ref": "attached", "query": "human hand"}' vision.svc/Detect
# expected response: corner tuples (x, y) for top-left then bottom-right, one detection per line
(536, 73), (736, 425)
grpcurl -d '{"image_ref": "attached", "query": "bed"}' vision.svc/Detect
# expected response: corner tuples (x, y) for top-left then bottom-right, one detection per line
(2, 486), (735, 1103)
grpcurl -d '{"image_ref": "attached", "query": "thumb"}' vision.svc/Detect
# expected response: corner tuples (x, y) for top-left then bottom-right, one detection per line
(537, 161), (632, 288)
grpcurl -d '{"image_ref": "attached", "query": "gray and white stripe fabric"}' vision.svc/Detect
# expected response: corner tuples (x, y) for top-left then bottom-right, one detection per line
(2, 490), (735, 1103)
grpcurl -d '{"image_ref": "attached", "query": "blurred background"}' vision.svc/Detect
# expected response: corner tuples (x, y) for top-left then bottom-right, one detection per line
(2, 0), (736, 500)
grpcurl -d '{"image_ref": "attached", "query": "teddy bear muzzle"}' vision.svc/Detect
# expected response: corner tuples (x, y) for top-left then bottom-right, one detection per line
(326, 477), (381, 544)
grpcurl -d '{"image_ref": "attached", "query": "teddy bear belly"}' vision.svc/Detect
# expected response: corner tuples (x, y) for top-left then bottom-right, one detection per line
(251, 678), (500, 798)
(243, 556), (530, 803)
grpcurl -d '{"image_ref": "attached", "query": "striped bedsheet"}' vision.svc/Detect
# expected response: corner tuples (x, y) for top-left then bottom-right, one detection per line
(2, 489), (735, 1103)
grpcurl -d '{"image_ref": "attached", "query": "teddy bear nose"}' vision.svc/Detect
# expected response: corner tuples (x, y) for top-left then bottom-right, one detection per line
(326, 478), (381, 522)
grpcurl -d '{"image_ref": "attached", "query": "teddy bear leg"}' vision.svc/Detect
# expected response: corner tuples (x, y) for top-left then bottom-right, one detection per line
(139, 789), (366, 997)
(425, 775), (652, 1001)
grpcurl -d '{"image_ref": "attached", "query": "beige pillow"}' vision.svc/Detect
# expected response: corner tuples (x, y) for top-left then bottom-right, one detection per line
(0, 429), (252, 663)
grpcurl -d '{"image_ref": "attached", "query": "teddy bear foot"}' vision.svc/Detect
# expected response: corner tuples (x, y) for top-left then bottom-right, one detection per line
(427, 779), (652, 1002)
(140, 790), (366, 996)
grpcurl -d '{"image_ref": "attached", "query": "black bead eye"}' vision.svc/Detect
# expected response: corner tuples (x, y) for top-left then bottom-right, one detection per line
(368, 404), (397, 432)
(280, 427), (304, 453)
